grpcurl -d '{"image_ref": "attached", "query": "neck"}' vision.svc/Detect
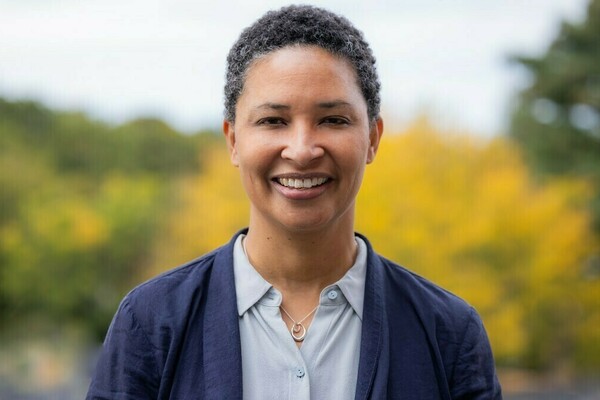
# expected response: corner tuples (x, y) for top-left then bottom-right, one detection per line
(243, 218), (357, 296)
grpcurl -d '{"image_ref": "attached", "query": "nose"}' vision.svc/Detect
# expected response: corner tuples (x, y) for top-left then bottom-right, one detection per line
(280, 122), (325, 166)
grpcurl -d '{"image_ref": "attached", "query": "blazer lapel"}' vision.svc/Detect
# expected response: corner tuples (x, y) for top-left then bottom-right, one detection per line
(203, 234), (244, 400)
(354, 234), (386, 400)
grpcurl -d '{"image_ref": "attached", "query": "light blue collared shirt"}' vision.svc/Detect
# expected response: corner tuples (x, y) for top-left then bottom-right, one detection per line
(233, 235), (367, 400)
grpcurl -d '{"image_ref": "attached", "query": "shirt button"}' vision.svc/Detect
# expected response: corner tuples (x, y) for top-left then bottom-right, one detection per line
(295, 367), (305, 378)
(327, 290), (338, 300)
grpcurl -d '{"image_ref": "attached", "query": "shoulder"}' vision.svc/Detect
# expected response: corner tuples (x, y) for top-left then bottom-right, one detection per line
(118, 244), (229, 333)
(130, 247), (217, 299)
(376, 254), (472, 319)
(367, 247), (480, 355)
(87, 239), (241, 398)
(358, 233), (469, 316)
(371, 253), (501, 396)
(130, 247), (220, 298)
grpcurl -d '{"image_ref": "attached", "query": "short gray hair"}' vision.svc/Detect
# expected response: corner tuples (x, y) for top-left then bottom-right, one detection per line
(224, 4), (381, 122)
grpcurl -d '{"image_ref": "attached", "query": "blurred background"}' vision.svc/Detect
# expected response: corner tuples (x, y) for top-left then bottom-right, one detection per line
(1, 0), (599, 398)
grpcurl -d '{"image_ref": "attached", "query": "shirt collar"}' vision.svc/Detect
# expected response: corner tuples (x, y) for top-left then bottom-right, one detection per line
(233, 234), (272, 317)
(232, 234), (367, 320)
(334, 237), (367, 320)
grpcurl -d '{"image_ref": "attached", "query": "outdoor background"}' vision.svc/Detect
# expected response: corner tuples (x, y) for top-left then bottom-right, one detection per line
(1, 0), (599, 398)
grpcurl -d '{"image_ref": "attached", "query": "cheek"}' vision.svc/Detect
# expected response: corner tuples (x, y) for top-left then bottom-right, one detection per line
(237, 141), (275, 177)
(337, 137), (371, 167)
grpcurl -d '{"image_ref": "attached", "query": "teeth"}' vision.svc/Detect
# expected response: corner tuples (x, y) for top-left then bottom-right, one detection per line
(278, 177), (328, 189)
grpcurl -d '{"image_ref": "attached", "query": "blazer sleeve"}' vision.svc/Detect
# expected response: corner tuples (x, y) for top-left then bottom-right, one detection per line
(450, 307), (502, 400)
(86, 297), (160, 400)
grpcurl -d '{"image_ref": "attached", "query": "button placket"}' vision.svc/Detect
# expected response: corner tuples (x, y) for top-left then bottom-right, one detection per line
(289, 360), (310, 399)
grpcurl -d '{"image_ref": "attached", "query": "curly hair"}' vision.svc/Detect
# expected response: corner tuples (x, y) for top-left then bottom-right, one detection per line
(224, 4), (381, 122)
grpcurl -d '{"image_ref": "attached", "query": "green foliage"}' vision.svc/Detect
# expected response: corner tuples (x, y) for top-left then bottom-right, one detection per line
(0, 97), (219, 340)
(510, 0), (600, 228)
(509, 2), (600, 369)
(509, 2), (600, 370)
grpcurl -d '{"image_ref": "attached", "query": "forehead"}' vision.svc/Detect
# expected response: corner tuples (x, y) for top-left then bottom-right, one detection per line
(239, 46), (365, 108)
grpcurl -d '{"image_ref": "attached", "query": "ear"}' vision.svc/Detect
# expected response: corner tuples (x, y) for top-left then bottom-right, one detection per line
(223, 120), (240, 167)
(366, 117), (383, 164)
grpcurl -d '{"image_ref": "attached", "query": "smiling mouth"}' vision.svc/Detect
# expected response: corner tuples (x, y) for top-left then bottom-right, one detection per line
(276, 177), (329, 189)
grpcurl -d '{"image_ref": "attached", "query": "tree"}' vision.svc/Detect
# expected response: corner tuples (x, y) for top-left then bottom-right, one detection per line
(510, 0), (600, 230)
(0, 97), (217, 340)
(356, 121), (597, 371)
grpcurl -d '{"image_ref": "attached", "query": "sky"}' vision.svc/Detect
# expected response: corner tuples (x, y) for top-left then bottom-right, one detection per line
(0, 0), (591, 136)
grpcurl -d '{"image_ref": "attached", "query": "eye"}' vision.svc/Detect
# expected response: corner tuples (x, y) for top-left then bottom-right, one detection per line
(321, 116), (350, 125)
(257, 117), (287, 126)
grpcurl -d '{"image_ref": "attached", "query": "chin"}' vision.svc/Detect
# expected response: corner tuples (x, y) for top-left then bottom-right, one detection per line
(280, 220), (329, 233)
(276, 212), (345, 235)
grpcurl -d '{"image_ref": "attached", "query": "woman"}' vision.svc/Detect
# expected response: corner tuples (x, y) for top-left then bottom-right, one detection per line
(87, 5), (502, 399)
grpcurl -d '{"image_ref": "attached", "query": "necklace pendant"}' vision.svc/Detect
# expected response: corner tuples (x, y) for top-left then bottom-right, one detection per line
(290, 323), (307, 342)
(280, 304), (318, 343)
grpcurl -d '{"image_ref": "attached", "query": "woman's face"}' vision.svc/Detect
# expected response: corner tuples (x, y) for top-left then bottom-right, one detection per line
(224, 46), (383, 235)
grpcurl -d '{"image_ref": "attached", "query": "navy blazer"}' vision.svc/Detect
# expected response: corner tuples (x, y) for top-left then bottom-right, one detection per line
(87, 231), (502, 399)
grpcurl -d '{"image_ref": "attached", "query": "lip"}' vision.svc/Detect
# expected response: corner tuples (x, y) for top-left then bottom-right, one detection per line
(271, 172), (333, 200)
(273, 172), (332, 180)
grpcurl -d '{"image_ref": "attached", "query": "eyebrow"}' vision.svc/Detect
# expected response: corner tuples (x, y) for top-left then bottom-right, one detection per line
(255, 103), (290, 111)
(253, 100), (353, 111)
(316, 100), (352, 109)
